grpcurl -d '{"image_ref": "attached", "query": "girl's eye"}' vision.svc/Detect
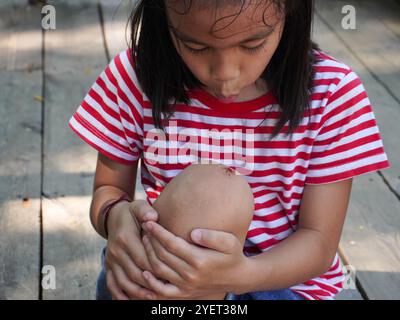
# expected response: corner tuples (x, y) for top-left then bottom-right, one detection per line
(183, 41), (267, 55)
(244, 42), (267, 54)
(184, 45), (209, 55)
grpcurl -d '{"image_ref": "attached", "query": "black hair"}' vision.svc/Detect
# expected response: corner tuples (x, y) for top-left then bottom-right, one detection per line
(128, 0), (322, 139)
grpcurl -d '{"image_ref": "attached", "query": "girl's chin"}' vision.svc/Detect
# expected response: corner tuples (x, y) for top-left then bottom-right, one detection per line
(215, 95), (240, 103)
(202, 80), (266, 103)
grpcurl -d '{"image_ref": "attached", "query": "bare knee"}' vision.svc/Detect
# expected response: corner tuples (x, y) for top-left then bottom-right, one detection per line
(152, 163), (254, 246)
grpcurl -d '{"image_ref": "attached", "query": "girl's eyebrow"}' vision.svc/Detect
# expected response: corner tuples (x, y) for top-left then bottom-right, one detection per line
(171, 28), (274, 46)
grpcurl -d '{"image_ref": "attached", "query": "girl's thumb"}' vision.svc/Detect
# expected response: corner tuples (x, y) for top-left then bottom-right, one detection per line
(129, 199), (159, 223)
(143, 210), (158, 221)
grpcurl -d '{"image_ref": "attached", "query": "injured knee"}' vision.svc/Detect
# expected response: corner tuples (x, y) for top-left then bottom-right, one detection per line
(151, 163), (254, 246)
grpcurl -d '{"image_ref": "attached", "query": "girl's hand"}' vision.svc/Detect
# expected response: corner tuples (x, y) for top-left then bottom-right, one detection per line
(140, 221), (251, 299)
(105, 199), (161, 300)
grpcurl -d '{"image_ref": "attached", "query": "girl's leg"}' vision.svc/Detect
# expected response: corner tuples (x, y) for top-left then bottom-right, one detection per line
(151, 163), (255, 300)
(95, 163), (254, 300)
(225, 289), (306, 300)
(95, 246), (113, 300)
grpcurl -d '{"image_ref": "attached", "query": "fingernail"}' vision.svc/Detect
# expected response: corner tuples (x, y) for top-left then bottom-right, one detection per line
(144, 211), (157, 220)
(192, 229), (202, 242)
(146, 222), (153, 231)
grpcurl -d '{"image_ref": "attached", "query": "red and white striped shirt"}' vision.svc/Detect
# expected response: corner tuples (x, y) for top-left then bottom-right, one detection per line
(68, 48), (390, 300)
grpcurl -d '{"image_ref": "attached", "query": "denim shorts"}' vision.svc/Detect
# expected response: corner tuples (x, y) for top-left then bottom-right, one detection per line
(95, 246), (305, 300)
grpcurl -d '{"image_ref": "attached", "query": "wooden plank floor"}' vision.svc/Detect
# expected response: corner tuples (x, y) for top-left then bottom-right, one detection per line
(0, 0), (398, 300)
(0, 0), (42, 299)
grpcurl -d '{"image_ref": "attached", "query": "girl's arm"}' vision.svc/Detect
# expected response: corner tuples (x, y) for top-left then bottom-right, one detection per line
(90, 152), (139, 239)
(244, 178), (353, 292)
(136, 178), (353, 299)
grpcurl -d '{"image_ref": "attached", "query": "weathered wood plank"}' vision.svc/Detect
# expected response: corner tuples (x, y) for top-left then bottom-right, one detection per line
(314, 0), (400, 196)
(42, 0), (108, 299)
(100, 0), (135, 59)
(0, 1), (42, 299)
(363, 0), (400, 40)
(313, 9), (400, 300)
(335, 288), (364, 300)
(315, 0), (400, 104)
(340, 174), (400, 299)
(0, 0), (42, 71)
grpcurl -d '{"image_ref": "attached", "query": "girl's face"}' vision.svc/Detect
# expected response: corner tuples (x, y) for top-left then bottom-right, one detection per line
(166, 1), (285, 101)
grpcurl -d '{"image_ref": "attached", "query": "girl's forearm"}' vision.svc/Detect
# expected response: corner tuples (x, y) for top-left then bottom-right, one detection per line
(90, 185), (132, 239)
(242, 228), (333, 293)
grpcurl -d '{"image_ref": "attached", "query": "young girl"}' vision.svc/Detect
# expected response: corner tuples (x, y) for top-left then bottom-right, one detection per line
(68, 0), (391, 300)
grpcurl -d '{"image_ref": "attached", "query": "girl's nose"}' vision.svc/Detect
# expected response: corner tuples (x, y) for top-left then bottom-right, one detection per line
(212, 67), (240, 84)
(210, 53), (240, 84)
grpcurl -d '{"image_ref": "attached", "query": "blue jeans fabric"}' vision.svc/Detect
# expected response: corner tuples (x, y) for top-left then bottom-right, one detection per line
(95, 246), (305, 300)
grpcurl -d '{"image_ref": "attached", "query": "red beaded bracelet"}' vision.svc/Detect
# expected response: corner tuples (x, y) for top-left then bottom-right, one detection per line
(101, 193), (132, 238)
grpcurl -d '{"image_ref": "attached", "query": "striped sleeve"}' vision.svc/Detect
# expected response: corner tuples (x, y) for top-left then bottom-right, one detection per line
(305, 69), (390, 185)
(68, 49), (143, 165)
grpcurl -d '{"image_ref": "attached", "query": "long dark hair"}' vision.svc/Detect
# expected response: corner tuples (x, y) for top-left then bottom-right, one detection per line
(128, 0), (322, 139)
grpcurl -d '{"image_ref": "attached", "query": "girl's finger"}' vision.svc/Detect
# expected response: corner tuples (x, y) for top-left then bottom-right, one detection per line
(143, 270), (182, 298)
(129, 199), (159, 224)
(123, 240), (153, 271)
(142, 221), (196, 264)
(146, 234), (193, 282)
(110, 246), (150, 288)
(142, 234), (183, 285)
(106, 269), (129, 300)
(111, 262), (157, 300)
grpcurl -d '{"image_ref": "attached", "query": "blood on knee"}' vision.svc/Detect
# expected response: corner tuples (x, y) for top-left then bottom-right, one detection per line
(223, 166), (236, 176)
